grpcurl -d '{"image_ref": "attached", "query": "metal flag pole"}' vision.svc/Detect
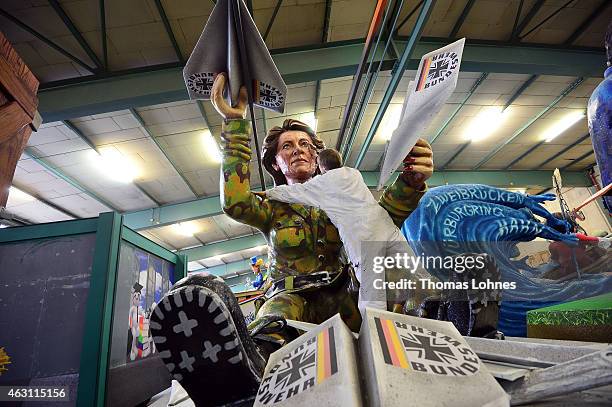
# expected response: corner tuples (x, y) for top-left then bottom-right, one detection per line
(553, 169), (581, 279)
(231, 0), (267, 191)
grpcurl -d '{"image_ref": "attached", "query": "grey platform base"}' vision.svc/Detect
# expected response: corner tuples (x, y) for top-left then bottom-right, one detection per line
(254, 308), (508, 407)
(254, 314), (362, 407)
(359, 308), (509, 407)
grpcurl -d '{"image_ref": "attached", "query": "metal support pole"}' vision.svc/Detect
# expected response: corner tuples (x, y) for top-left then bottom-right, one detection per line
(354, 0), (437, 169)
(342, 0), (404, 160)
(336, 0), (391, 152)
(232, 0), (267, 190)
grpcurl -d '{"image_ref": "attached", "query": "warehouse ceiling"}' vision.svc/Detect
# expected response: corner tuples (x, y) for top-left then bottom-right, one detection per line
(1, 0), (610, 272)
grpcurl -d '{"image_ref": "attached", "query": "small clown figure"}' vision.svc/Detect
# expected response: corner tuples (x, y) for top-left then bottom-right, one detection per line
(127, 282), (143, 361)
(250, 256), (266, 289)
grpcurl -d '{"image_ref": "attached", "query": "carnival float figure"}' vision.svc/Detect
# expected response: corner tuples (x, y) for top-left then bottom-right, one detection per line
(265, 148), (431, 315)
(127, 282), (154, 361)
(250, 256), (267, 290)
(587, 21), (612, 212)
(402, 184), (612, 336)
(148, 73), (434, 405)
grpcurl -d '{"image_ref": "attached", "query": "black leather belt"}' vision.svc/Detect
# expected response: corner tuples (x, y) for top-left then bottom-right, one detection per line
(265, 271), (340, 299)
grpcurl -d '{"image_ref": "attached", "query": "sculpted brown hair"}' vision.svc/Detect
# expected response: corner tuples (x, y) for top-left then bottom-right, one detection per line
(262, 119), (325, 185)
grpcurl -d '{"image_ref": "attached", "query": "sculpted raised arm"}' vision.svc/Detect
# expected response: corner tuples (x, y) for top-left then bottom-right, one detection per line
(379, 138), (433, 227)
(212, 73), (272, 229)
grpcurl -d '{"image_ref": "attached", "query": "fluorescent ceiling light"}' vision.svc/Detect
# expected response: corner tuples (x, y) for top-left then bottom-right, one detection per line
(202, 130), (222, 163)
(8, 186), (35, 203)
(379, 104), (403, 141)
(93, 148), (137, 183)
(0, 224), (8, 229)
(172, 222), (198, 237)
(544, 111), (585, 142)
(464, 106), (507, 142)
(300, 112), (318, 132)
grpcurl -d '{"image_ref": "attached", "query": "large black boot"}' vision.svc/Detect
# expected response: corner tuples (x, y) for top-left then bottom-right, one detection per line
(150, 274), (267, 406)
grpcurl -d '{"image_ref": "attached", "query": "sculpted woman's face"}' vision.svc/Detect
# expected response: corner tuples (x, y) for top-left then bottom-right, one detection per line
(272, 130), (318, 185)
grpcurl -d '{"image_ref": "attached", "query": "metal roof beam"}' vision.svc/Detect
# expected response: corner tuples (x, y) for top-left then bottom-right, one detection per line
(48, 0), (103, 70)
(190, 258), (261, 278)
(518, 0), (575, 41)
(0, 208), (32, 226)
(511, 0), (545, 41)
(63, 119), (161, 206)
(123, 170), (591, 230)
(505, 140), (546, 170)
(473, 77), (584, 169)
(503, 74), (539, 109)
(444, 74), (537, 169)
(153, 0), (184, 63)
(337, 0), (395, 153)
(0, 7), (96, 73)
(561, 151), (594, 170)
(394, 0), (424, 36)
(11, 182), (79, 219)
(37, 38), (606, 122)
(322, 0), (333, 43)
(23, 147), (116, 210)
(130, 108), (199, 197)
(264, 0), (283, 41)
(564, 0), (611, 45)
(430, 72), (488, 145)
(179, 235), (266, 262)
(449, 0), (476, 38)
(539, 133), (591, 168)
(100, 0), (108, 69)
(440, 142), (470, 170)
(511, 0), (524, 41)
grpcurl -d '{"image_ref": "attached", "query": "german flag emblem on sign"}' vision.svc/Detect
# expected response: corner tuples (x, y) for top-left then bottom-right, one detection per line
(375, 317), (480, 376)
(256, 326), (338, 405)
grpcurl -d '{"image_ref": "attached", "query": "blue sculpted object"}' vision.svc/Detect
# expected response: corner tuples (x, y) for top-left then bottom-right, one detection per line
(586, 23), (612, 211)
(401, 184), (612, 335)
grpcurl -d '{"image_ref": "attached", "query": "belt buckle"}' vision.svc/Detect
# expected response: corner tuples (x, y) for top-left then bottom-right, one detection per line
(320, 271), (331, 283)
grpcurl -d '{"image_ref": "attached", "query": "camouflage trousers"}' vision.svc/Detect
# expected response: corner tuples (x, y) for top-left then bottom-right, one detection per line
(247, 270), (362, 340)
(246, 267), (434, 342)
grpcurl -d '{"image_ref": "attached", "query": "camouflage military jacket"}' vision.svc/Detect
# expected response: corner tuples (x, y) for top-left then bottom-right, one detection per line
(220, 119), (426, 281)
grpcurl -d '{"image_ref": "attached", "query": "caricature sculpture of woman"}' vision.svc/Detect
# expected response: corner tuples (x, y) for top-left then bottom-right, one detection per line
(587, 21), (612, 211)
(150, 74), (434, 405)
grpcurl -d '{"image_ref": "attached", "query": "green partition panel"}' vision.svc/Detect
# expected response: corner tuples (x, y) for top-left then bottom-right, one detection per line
(0, 212), (187, 407)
